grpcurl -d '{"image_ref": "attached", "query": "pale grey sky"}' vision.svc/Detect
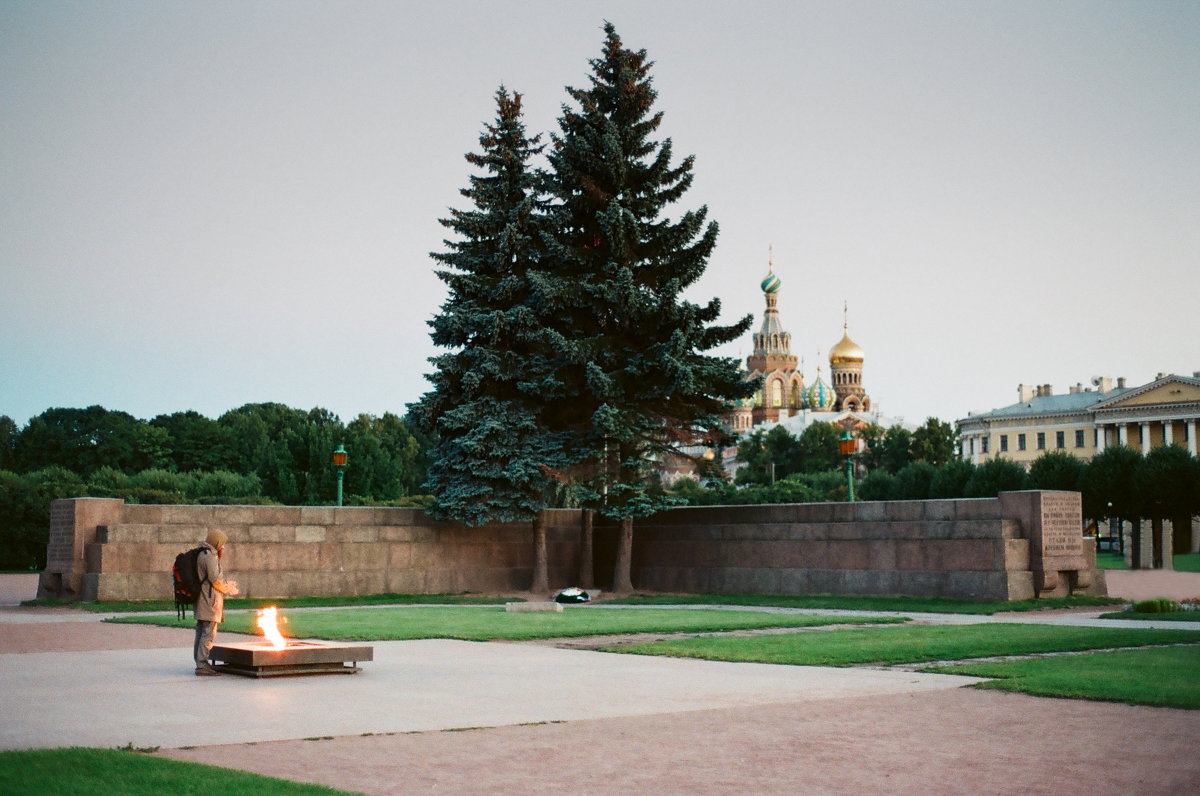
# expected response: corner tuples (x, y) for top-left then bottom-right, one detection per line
(2, 1), (1197, 429)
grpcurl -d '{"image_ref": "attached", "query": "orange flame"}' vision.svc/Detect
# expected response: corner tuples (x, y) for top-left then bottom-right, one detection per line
(256, 606), (288, 650)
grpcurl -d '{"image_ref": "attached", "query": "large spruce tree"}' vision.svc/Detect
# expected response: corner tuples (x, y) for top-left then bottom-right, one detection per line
(410, 87), (562, 591)
(542, 23), (754, 591)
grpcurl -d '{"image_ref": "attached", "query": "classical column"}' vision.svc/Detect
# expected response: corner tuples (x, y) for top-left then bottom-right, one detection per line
(1140, 422), (1151, 453)
(1095, 424), (1107, 453)
(1117, 423), (1128, 446)
(1163, 421), (1174, 446)
(1188, 420), (1197, 456)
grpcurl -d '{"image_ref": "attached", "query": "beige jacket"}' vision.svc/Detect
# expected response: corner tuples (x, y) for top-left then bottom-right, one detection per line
(194, 542), (227, 623)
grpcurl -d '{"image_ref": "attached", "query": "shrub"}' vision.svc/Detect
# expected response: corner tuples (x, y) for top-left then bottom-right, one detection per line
(188, 470), (263, 500)
(964, 458), (1029, 498)
(929, 459), (974, 498)
(1132, 598), (1179, 613)
(87, 466), (134, 493)
(857, 471), (895, 501)
(131, 468), (194, 495)
(890, 461), (937, 500)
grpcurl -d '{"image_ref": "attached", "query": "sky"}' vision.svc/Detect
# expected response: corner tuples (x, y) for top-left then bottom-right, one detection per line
(2, 1), (1197, 430)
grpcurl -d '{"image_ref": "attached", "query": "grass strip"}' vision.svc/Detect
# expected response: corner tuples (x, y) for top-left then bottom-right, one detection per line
(28, 593), (514, 612)
(604, 624), (1200, 667)
(605, 592), (1123, 614)
(1099, 610), (1200, 622)
(1174, 553), (1200, 573)
(0, 747), (358, 796)
(109, 605), (902, 641)
(924, 646), (1200, 709)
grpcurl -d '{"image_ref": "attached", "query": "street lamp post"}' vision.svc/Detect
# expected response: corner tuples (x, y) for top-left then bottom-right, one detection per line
(332, 444), (348, 507)
(838, 429), (857, 502)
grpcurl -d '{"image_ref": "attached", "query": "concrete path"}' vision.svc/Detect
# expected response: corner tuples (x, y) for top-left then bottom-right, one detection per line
(3, 573), (1199, 794)
(0, 637), (981, 751)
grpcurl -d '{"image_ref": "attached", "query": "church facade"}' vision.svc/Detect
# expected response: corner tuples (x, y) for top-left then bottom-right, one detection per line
(724, 261), (894, 439)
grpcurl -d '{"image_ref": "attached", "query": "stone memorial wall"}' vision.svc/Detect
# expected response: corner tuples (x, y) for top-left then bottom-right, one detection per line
(39, 492), (1105, 602)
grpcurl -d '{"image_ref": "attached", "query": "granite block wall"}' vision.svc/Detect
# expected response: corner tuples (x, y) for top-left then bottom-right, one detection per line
(38, 491), (1105, 602)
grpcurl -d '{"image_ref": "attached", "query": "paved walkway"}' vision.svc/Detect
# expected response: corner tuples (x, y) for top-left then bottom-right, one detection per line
(0, 637), (986, 751)
(3, 573), (1200, 793)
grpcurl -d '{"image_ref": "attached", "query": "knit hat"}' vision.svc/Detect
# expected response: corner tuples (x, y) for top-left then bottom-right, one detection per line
(205, 529), (228, 550)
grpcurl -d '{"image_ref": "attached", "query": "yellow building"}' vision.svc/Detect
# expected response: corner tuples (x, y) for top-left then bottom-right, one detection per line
(957, 373), (1200, 466)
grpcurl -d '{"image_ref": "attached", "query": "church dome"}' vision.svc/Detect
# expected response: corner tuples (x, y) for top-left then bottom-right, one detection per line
(760, 272), (781, 294)
(829, 330), (864, 364)
(805, 372), (836, 411)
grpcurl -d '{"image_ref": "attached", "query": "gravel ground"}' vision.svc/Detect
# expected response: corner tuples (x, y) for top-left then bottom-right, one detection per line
(159, 689), (1199, 796)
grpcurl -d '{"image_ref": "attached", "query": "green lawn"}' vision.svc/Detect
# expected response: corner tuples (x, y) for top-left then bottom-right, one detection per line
(0, 747), (358, 796)
(925, 645), (1200, 708)
(605, 592), (1123, 614)
(110, 605), (903, 641)
(1095, 551), (1200, 572)
(1175, 552), (1200, 572)
(604, 624), (1200, 667)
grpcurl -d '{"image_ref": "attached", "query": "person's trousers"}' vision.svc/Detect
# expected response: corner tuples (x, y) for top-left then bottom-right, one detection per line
(194, 620), (218, 668)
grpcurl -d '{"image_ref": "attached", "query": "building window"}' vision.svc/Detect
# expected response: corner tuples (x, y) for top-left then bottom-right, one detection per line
(771, 380), (783, 407)
(981, 437), (989, 454)
(1018, 434), (1027, 451)
(968, 438), (975, 455)
(1000, 435), (1008, 452)
(1055, 431), (1065, 449)
(1036, 432), (1046, 450)
(1075, 429), (1085, 448)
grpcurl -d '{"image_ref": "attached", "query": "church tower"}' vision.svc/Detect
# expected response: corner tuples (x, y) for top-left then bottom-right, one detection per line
(829, 304), (870, 412)
(746, 252), (804, 423)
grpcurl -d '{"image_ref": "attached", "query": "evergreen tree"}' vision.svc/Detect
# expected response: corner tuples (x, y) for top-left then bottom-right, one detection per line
(543, 23), (753, 591)
(409, 87), (562, 591)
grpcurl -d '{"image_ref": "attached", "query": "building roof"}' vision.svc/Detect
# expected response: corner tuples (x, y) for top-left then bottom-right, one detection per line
(961, 388), (1132, 423)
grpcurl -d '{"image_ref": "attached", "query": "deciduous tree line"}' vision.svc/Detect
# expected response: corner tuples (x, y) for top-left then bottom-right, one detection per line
(0, 404), (432, 569)
(676, 423), (1199, 567)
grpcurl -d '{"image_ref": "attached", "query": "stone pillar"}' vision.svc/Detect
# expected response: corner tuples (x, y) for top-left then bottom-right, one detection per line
(1118, 423), (1128, 446)
(1140, 422), (1151, 453)
(1188, 420), (1197, 456)
(1163, 421), (1174, 446)
(998, 490), (1099, 597)
(37, 498), (125, 599)
(1095, 424), (1106, 453)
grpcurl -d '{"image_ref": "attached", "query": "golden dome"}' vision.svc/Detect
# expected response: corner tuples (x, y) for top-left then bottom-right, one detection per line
(829, 329), (864, 364)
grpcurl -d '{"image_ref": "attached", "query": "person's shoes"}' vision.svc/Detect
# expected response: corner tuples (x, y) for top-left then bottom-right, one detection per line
(195, 666), (221, 676)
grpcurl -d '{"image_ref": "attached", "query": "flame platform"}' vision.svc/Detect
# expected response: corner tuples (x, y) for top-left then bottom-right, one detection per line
(210, 640), (373, 678)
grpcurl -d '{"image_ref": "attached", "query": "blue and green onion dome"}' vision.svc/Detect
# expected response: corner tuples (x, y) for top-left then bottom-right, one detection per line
(760, 272), (781, 294)
(806, 374), (836, 411)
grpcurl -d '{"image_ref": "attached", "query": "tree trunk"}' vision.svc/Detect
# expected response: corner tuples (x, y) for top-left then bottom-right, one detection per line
(611, 516), (634, 594)
(1151, 516), (1164, 569)
(578, 510), (595, 589)
(530, 511), (549, 595)
(1173, 514), (1193, 555)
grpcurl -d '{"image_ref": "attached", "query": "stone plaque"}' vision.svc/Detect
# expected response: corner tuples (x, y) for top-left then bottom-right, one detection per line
(1038, 491), (1083, 558)
(998, 490), (1093, 597)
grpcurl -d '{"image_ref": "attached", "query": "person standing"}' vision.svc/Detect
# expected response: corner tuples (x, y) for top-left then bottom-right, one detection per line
(194, 529), (238, 676)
